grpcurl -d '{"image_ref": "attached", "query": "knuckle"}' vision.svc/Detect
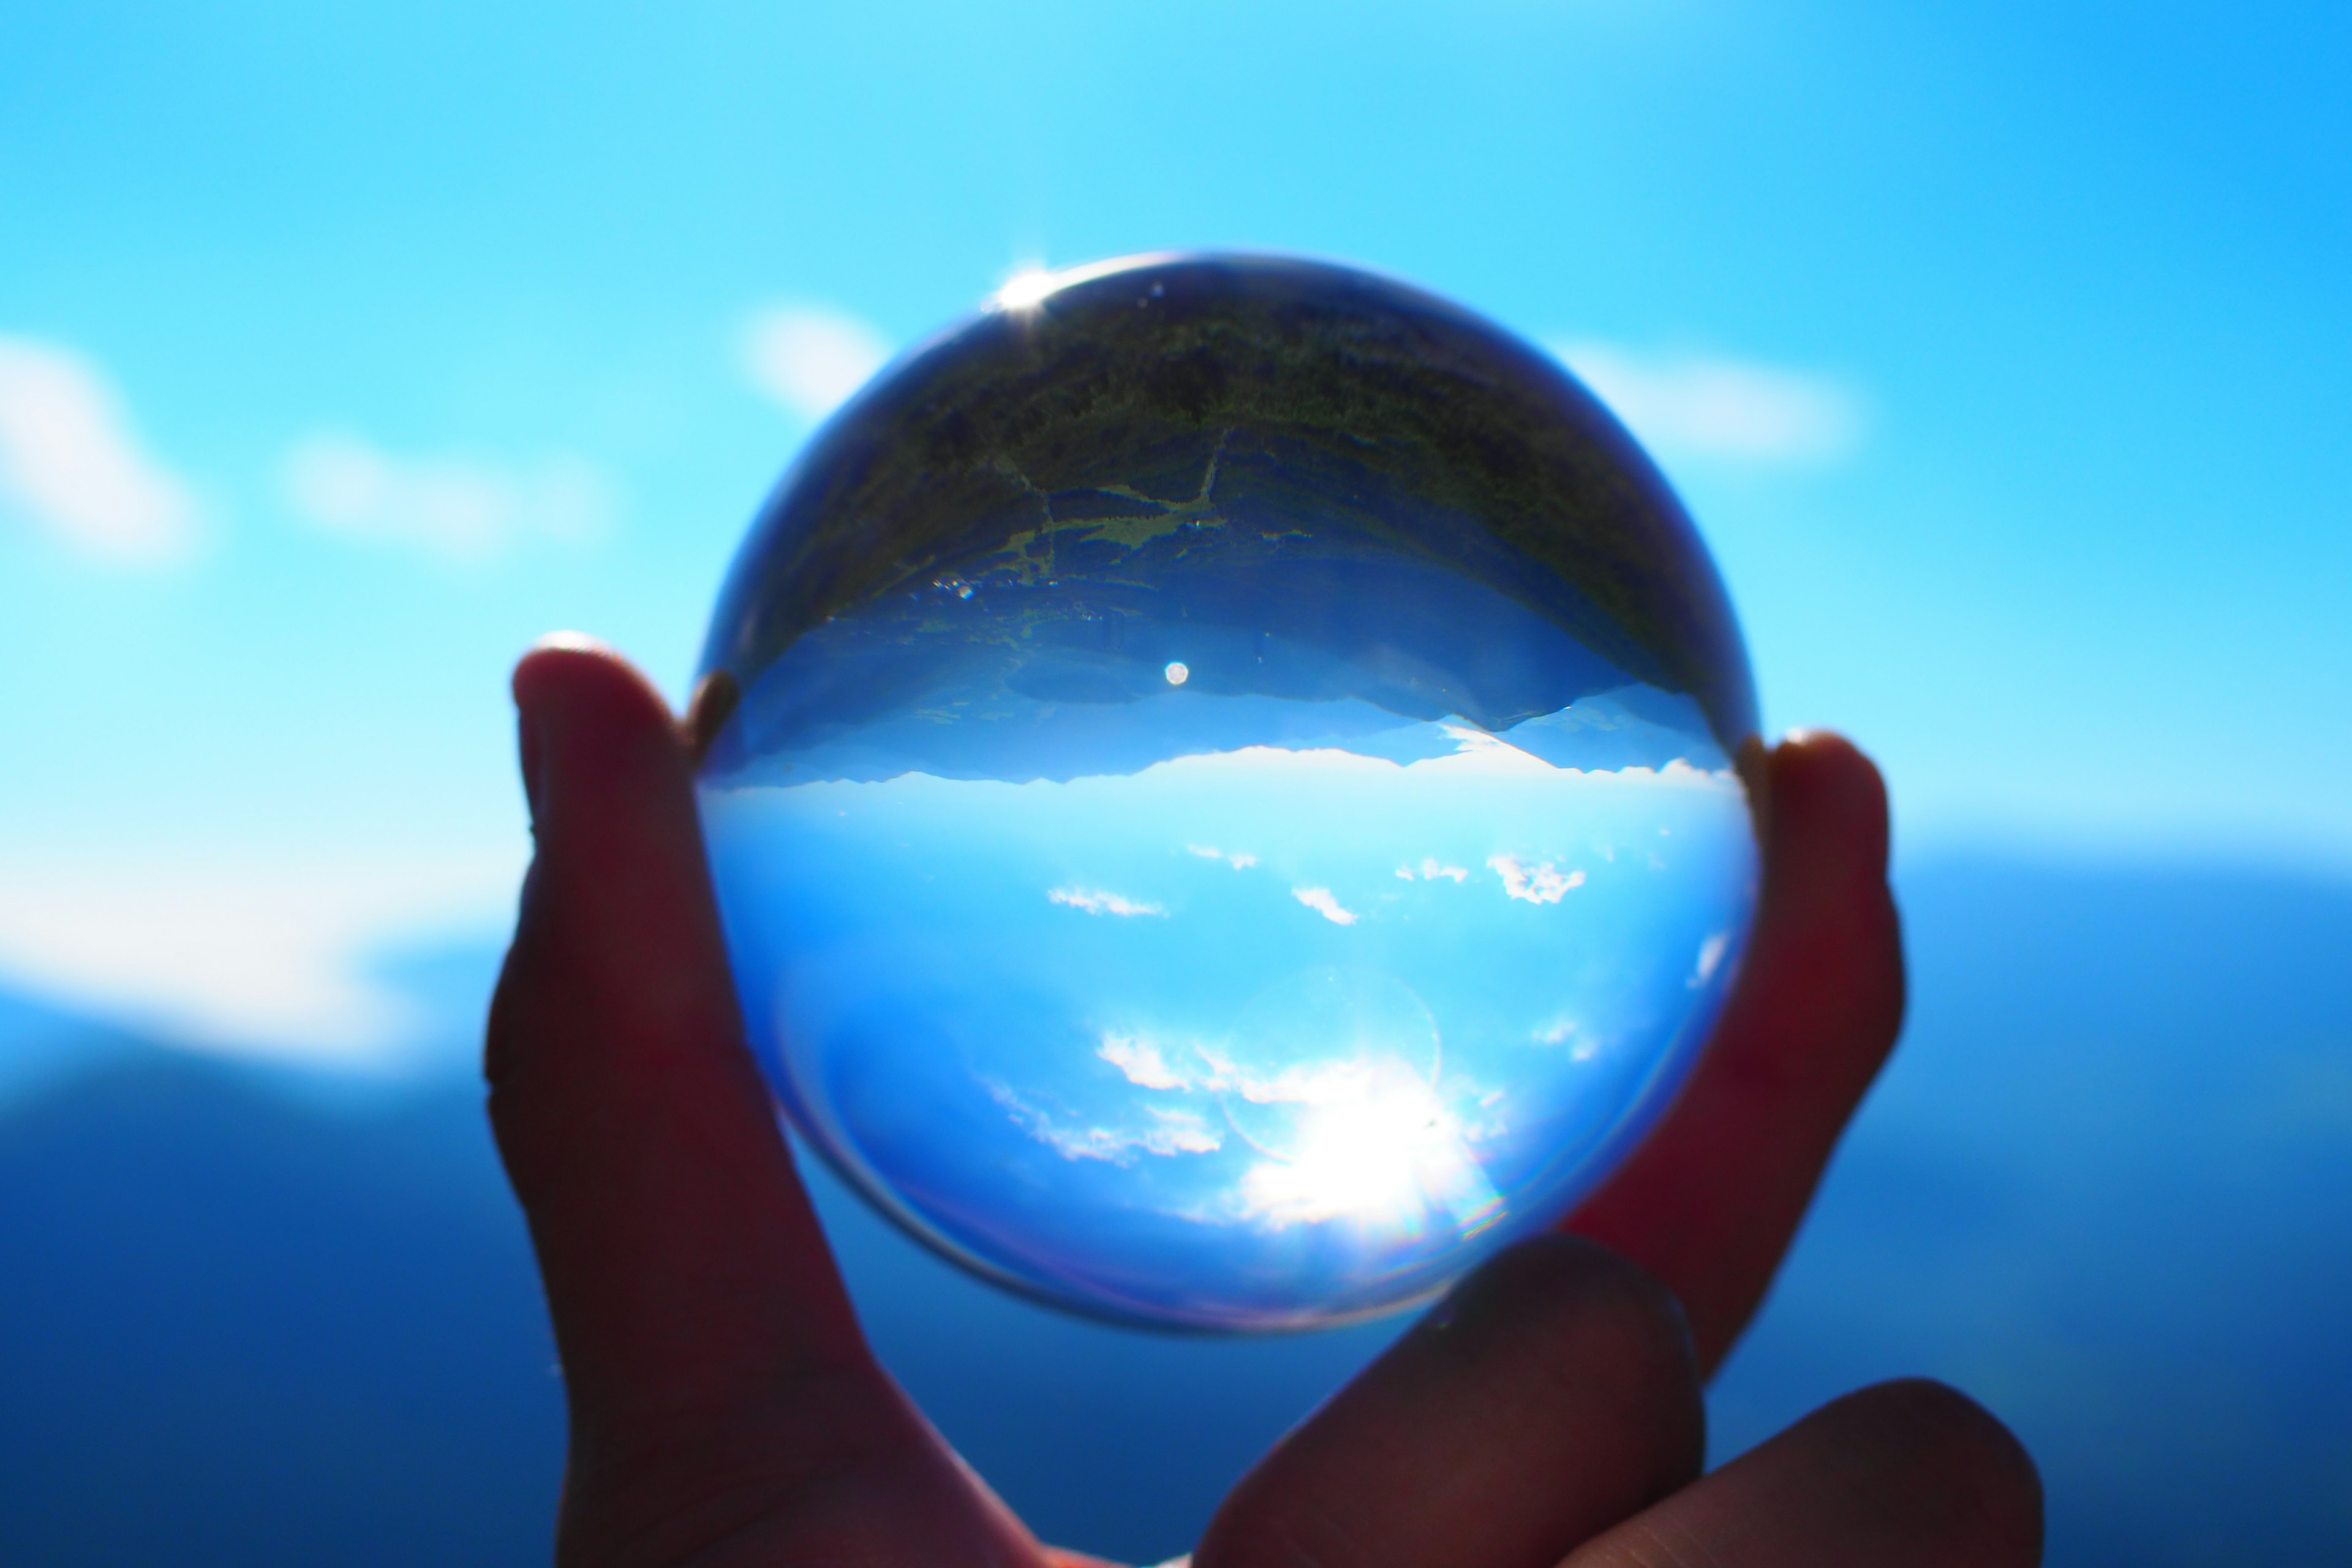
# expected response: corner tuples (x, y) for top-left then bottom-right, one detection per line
(1496, 1234), (1694, 1371)
(1457, 1235), (1703, 1464)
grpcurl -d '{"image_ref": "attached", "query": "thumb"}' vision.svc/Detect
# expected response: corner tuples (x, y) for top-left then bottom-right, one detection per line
(489, 639), (875, 1482)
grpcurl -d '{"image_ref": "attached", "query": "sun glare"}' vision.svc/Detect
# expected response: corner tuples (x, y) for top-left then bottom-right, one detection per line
(1237, 1065), (1502, 1237)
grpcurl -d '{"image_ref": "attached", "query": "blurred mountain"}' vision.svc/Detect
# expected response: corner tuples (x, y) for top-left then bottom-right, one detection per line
(0, 1049), (564, 1567)
(0, 989), (148, 1106)
(1, 856), (2348, 1565)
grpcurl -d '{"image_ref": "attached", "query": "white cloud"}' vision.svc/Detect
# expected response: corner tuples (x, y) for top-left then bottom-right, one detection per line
(0, 853), (523, 1067)
(1489, 854), (1586, 905)
(1691, 930), (1732, 989)
(1049, 886), (1166, 918)
(743, 305), (891, 421)
(1534, 1016), (1603, 1061)
(986, 1080), (1222, 1164)
(1292, 887), (1359, 926)
(1187, 843), (1258, 870)
(1552, 339), (1862, 464)
(1099, 1033), (1189, 1091)
(1138, 1106), (1224, 1156)
(282, 432), (615, 563)
(0, 336), (198, 564)
(1397, 858), (1470, 884)
(1438, 723), (1552, 770)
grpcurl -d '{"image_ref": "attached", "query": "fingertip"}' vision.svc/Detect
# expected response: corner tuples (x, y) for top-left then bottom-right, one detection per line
(1562, 1378), (2042, 1568)
(1806, 1381), (2045, 1562)
(1844, 1379), (2044, 1513)
(510, 639), (688, 829)
(1768, 729), (1892, 876)
(513, 634), (668, 724)
(1771, 729), (1886, 798)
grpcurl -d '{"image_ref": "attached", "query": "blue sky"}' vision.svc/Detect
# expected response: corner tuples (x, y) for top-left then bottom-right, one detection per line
(2, 0), (2346, 1064)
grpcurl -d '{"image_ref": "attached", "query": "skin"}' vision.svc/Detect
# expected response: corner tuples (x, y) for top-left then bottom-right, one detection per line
(488, 639), (2044, 1568)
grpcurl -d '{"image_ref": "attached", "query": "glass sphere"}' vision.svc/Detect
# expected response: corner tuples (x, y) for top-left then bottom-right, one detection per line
(694, 254), (1761, 1331)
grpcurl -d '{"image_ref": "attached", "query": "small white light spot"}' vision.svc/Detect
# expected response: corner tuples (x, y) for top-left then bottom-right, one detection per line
(996, 270), (1060, 311)
(1164, 661), (1189, 685)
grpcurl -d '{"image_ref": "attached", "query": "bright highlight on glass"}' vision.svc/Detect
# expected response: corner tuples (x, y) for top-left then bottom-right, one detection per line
(994, 269), (1061, 311)
(694, 254), (1762, 1330)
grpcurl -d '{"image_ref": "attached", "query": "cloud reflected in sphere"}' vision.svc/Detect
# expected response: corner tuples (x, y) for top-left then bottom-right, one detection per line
(694, 254), (1763, 1330)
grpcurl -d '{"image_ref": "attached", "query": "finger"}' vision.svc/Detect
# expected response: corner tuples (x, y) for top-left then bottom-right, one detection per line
(1566, 731), (1905, 1373)
(488, 640), (1035, 1565)
(1561, 1380), (2043, 1568)
(1194, 1237), (1703, 1568)
(491, 641), (864, 1428)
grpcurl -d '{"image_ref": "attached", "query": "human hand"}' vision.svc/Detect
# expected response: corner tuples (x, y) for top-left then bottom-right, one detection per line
(488, 640), (2040, 1567)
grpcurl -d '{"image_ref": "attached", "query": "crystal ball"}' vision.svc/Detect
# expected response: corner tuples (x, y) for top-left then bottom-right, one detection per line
(693, 254), (1761, 1330)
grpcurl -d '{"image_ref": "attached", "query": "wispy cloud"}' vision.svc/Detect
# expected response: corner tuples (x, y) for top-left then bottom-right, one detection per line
(743, 305), (891, 421)
(282, 432), (616, 563)
(1292, 887), (1360, 925)
(987, 1080), (1222, 1164)
(1489, 854), (1585, 904)
(1049, 886), (1166, 918)
(1187, 844), (1259, 870)
(1552, 339), (1862, 465)
(0, 336), (198, 564)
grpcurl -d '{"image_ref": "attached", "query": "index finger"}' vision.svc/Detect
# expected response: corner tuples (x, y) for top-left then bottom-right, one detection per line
(1565, 732), (1905, 1374)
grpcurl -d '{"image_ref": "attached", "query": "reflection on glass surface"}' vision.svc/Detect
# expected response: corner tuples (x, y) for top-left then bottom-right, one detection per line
(696, 254), (1762, 1329)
